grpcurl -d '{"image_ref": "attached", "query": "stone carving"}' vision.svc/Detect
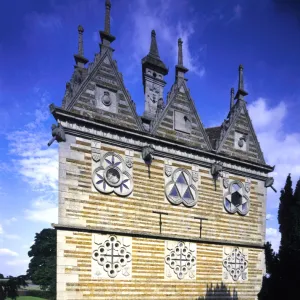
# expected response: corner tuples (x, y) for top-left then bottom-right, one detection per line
(92, 234), (132, 279)
(102, 91), (112, 106)
(234, 132), (248, 151)
(47, 124), (66, 147)
(92, 151), (101, 162)
(125, 156), (133, 168)
(245, 178), (251, 193)
(223, 180), (250, 215)
(211, 161), (224, 190)
(165, 165), (172, 177)
(60, 120), (270, 179)
(165, 168), (198, 207)
(223, 247), (248, 282)
(142, 144), (155, 165)
(165, 241), (196, 280)
(92, 152), (133, 196)
(223, 173), (229, 189)
(265, 177), (277, 192)
(192, 170), (199, 183)
(174, 111), (192, 134)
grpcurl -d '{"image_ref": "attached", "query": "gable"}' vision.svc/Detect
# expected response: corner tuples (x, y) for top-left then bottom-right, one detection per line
(65, 51), (143, 131)
(217, 101), (265, 164)
(152, 81), (211, 151)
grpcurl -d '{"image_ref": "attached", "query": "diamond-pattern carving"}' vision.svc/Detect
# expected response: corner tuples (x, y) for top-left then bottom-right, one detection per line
(223, 247), (248, 281)
(165, 168), (198, 207)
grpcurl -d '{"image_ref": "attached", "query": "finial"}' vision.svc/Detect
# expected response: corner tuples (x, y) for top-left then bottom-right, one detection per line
(178, 38), (183, 66)
(74, 25), (88, 67)
(104, 0), (111, 33)
(230, 88), (235, 109)
(149, 29), (159, 58)
(77, 25), (84, 56)
(234, 64), (248, 101)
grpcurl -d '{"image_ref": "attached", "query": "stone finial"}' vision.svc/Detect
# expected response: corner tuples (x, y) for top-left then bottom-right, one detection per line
(78, 25), (84, 56)
(74, 25), (89, 67)
(175, 37), (188, 81)
(230, 87), (235, 109)
(178, 38), (183, 66)
(149, 30), (160, 58)
(104, 0), (111, 34)
(234, 64), (248, 101)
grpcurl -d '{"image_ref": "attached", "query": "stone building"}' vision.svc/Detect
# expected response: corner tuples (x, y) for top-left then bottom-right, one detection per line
(50, 0), (275, 299)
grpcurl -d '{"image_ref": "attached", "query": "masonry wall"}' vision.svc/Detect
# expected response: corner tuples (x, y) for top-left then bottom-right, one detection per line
(57, 133), (267, 299)
(57, 231), (264, 300)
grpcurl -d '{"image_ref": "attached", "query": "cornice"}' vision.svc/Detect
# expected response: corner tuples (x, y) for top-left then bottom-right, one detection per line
(51, 106), (274, 179)
(53, 223), (264, 250)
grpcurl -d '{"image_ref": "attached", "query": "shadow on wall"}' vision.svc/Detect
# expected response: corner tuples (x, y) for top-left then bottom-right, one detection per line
(197, 282), (238, 300)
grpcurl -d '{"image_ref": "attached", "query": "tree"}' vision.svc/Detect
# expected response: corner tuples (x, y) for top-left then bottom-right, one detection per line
(0, 273), (27, 300)
(258, 242), (278, 300)
(27, 228), (56, 300)
(259, 174), (300, 300)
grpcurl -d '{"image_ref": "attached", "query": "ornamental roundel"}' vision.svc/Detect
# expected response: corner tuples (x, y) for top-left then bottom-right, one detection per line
(223, 247), (248, 281)
(92, 152), (133, 196)
(92, 234), (132, 279)
(224, 180), (249, 215)
(165, 241), (197, 280)
(165, 168), (198, 207)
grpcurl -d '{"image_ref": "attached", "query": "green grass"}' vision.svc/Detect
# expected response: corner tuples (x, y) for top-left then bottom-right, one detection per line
(16, 297), (46, 300)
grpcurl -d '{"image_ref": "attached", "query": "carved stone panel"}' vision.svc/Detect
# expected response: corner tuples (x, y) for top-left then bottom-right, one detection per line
(223, 247), (248, 282)
(165, 240), (196, 280)
(95, 86), (117, 113)
(92, 234), (132, 279)
(165, 167), (198, 207)
(234, 131), (248, 152)
(92, 151), (133, 196)
(223, 178), (250, 216)
(174, 111), (192, 134)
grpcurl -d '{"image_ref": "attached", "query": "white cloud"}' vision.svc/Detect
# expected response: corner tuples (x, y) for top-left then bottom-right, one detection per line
(0, 248), (19, 257)
(25, 198), (58, 224)
(4, 234), (21, 240)
(0, 224), (3, 234)
(7, 89), (58, 196)
(248, 98), (300, 205)
(126, 0), (205, 78)
(4, 217), (17, 225)
(6, 259), (30, 266)
(266, 213), (273, 220)
(266, 227), (281, 252)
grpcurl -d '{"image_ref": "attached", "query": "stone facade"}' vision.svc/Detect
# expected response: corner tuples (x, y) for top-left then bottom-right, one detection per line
(51, 1), (273, 299)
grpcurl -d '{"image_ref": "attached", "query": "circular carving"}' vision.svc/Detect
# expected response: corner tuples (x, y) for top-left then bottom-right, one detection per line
(104, 167), (122, 187)
(102, 91), (112, 106)
(238, 138), (244, 148)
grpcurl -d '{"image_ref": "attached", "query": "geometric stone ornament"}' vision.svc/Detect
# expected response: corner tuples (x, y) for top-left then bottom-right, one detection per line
(92, 234), (132, 279)
(165, 240), (196, 280)
(91, 141), (101, 162)
(95, 86), (117, 113)
(165, 168), (198, 207)
(92, 152), (133, 196)
(223, 180), (250, 216)
(234, 131), (248, 152)
(222, 247), (248, 282)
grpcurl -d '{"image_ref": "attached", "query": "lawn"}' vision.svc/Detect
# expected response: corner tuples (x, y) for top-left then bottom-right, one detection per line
(16, 297), (46, 300)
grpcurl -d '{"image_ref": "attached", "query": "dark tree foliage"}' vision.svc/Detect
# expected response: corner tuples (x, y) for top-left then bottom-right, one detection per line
(27, 228), (56, 300)
(259, 174), (300, 300)
(258, 242), (278, 300)
(0, 273), (27, 300)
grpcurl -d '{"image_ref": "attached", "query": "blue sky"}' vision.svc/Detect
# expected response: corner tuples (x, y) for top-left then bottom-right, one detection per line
(0, 0), (300, 276)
